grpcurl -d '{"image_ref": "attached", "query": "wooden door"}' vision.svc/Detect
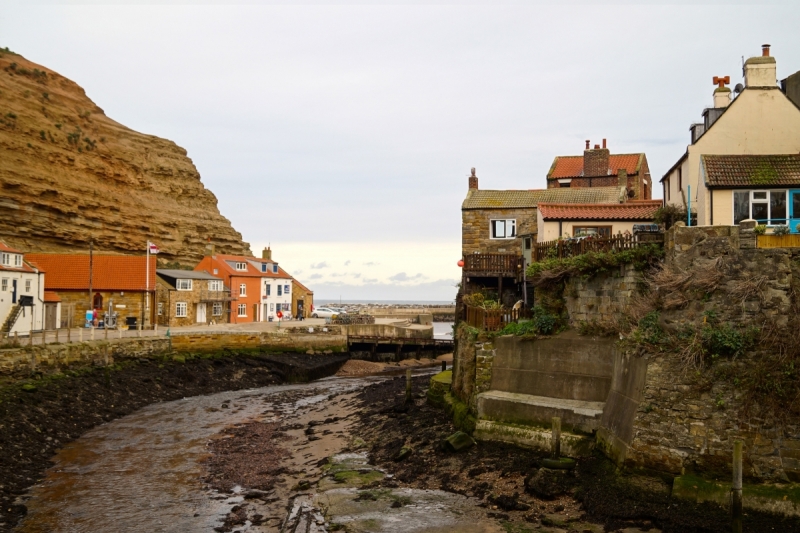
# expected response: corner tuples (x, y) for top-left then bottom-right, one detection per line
(44, 304), (58, 330)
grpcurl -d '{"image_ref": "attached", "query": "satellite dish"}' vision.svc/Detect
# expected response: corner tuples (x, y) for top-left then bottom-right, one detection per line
(734, 83), (744, 94)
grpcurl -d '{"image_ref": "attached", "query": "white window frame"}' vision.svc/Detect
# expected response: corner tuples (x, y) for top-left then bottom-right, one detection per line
(1, 253), (8, 266)
(176, 302), (188, 317)
(25, 279), (31, 292)
(235, 262), (247, 271)
(208, 280), (222, 292)
(733, 189), (788, 226)
(239, 283), (247, 296)
(157, 302), (163, 316)
(1, 278), (7, 291)
(14, 255), (21, 267)
(237, 303), (247, 317)
(490, 219), (516, 239)
(212, 302), (223, 316)
(270, 303), (274, 312)
(176, 279), (193, 291)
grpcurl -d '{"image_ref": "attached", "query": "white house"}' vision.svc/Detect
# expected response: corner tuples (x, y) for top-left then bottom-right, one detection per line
(0, 242), (56, 336)
(661, 44), (800, 227)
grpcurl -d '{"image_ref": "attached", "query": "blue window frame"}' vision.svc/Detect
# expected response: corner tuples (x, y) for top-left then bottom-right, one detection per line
(261, 264), (267, 272)
(272, 265), (278, 273)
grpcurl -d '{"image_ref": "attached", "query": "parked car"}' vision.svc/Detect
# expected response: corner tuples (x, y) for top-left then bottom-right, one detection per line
(310, 307), (340, 319)
(329, 307), (348, 315)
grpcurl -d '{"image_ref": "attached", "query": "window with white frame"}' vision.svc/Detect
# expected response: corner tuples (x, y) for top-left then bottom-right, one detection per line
(733, 190), (787, 225)
(176, 279), (193, 291)
(213, 268), (218, 275)
(14, 255), (21, 267)
(265, 283), (271, 296)
(235, 262), (247, 271)
(270, 303), (274, 312)
(176, 302), (188, 317)
(157, 302), (163, 316)
(208, 280), (222, 292)
(212, 302), (223, 316)
(25, 280), (31, 292)
(1, 253), (8, 266)
(1, 278), (7, 291)
(277, 284), (282, 296)
(239, 283), (247, 296)
(490, 219), (516, 239)
(237, 303), (247, 316)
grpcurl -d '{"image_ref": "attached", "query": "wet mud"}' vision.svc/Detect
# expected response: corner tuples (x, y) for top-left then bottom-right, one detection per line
(0, 352), (345, 532)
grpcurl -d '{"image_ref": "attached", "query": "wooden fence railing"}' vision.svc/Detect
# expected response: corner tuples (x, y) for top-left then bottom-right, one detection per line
(463, 253), (522, 274)
(532, 233), (663, 262)
(465, 306), (531, 332)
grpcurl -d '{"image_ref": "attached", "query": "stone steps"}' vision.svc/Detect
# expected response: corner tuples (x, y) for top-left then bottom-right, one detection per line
(477, 390), (605, 435)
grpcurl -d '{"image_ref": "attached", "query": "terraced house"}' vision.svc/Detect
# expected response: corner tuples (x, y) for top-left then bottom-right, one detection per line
(155, 269), (229, 327)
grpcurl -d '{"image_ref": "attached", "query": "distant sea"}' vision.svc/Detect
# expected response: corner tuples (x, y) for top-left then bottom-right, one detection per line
(316, 300), (454, 305)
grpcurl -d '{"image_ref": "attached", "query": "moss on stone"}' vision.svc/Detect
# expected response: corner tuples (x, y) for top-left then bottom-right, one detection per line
(443, 392), (477, 434)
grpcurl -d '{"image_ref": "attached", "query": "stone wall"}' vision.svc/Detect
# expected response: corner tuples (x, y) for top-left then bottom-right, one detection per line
(451, 324), (496, 412)
(462, 207), (538, 255)
(56, 290), (151, 329)
(561, 263), (640, 327)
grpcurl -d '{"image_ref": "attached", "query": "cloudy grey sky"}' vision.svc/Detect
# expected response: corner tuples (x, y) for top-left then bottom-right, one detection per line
(3, 2), (800, 301)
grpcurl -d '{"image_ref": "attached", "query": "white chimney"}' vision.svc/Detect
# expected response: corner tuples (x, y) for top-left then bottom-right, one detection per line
(713, 76), (731, 108)
(744, 44), (777, 88)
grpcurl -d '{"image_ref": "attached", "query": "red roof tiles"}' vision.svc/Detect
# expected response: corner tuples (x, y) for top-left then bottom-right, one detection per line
(548, 154), (643, 179)
(0, 242), (23, 254)
(26, 254), (157, 291)
(44, 291), (61, 303)
(211, 254), (293, 280)
(538, 200), (662, 221)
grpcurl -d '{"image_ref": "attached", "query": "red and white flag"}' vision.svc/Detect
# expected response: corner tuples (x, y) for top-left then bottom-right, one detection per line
(147, 241), (160, 255)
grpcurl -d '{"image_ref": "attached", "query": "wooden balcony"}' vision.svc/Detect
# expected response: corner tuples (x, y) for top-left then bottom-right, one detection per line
(463, 253), (523, 277)
(465, 306), (531, 332)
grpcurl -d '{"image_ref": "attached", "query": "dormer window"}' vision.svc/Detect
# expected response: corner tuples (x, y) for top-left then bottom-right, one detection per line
(1, 253), (9, 266)
(261, 263), (268, 273)
(176, 279), (193, 291)
(14, 255), (21, 267)
(272, 264), (278, 274)
(235, 262), (247, 271)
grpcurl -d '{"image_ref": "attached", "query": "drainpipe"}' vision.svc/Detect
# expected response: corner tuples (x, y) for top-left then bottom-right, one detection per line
(710, 189), (714, 225)
(687, 185), (691, 226)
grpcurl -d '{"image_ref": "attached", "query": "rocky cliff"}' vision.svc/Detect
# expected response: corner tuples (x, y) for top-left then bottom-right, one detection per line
(0, 48), (251, 264)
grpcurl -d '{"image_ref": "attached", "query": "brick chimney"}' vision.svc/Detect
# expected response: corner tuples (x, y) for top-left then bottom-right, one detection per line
(744, 44), (777, 88)
(468, 167), (478, 190)
(262, 246), (272, 260)
(583, 140), (610, 178)
(617, 168), (628, 189)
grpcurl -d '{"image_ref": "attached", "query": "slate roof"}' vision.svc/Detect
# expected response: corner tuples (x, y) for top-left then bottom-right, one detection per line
(157, 269), (221, 281)
(462, 186), (623, 210)
(538, 200), (662, 221)
(26, 254), (157, 291)
(703, 154), (800, 188)
(547, 154), (644, 179)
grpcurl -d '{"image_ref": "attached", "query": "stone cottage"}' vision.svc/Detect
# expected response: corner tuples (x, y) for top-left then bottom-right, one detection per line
(155, 269), (229, 327)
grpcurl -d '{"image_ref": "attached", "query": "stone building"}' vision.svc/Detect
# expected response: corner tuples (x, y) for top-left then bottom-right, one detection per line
(291, 278), (314, 319)
(155, 269), (229, 327)
(661, 45), (800, 228)
(26, 253), (156, 329)
(546, 139), (652, 200)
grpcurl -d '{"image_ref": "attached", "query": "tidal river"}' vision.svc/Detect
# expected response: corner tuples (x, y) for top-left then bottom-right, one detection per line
(16, 369), (500, 533)
(15, 376), (382, 533)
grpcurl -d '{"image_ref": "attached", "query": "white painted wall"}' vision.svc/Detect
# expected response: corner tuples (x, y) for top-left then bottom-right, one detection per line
(259, 277), (293, 321)
(0, 264), (45, 335)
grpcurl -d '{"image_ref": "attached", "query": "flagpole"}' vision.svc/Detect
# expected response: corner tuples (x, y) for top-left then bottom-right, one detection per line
(146, 242), (150, 328)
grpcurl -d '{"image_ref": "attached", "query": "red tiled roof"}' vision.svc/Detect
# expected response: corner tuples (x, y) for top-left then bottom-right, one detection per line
(538, 200), (662, 221)
(26, 254), (157, 291)
(0, 242), (23, 254)
(0, 262), (35, 273)
(44, 291), (61, 303)
(703, 154), (800, 187)
(548, 154), (643, 179)
(207, 255), (293, 280)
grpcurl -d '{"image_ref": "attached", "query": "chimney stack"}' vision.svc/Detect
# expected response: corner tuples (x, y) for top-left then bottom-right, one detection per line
(585, 140), (590, 150)
(468, 167), (478, 190)
(584, 140), (610, 178)
(262, 246), (272, 260)
(744, 44), (777, 88)
(618, 168), (628, 189)
(713, 75), (731, 108)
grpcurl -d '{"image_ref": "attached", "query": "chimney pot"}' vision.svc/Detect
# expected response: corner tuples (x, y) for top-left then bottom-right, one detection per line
(602, 138), (607, 149)
(468, 168), (478, 190)
(762, 44), (771, 57)
(262, 247), (272, 260)
(594, 144), (600, 149)
(585, 140), (590, 150)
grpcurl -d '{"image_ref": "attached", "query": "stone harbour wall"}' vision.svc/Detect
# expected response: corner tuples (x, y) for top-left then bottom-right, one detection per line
(562, 263), (640, 327)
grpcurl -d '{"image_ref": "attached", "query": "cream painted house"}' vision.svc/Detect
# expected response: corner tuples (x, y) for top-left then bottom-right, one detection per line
(661, 45), (800, 227)
(536, 201), (662, 242)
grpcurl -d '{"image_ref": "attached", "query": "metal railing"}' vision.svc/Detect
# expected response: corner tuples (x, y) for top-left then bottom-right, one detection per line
(199, 290), (237, 302)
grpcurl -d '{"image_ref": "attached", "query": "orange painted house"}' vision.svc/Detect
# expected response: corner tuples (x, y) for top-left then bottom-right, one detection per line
(194, 249), (294, 323)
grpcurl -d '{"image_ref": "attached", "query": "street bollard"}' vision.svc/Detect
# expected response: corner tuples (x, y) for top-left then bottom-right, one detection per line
(91, 328), (95, 341)
(732, 440), (743, 533)
(551, 417), (562, 459)
(405, 368), (412, 404)
(55, 328), (59, 344)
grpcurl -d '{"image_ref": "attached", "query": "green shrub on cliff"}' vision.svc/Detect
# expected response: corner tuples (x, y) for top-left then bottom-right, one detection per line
(526, 244), (664, 286)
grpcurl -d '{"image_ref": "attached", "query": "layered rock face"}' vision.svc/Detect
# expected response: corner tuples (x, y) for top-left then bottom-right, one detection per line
(0, 49), (251, 264)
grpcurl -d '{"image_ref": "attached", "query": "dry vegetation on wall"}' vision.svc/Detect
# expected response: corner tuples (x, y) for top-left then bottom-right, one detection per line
(620, 258), (800, 422)
(526, 245), (664, 287)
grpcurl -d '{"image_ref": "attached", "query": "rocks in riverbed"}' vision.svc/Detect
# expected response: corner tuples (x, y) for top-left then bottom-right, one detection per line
(524, 468), (571, 499)
(444, 431), (475, 452)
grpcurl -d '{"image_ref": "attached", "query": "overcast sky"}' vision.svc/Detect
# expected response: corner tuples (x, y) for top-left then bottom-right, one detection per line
(3, 2), (800, 301)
